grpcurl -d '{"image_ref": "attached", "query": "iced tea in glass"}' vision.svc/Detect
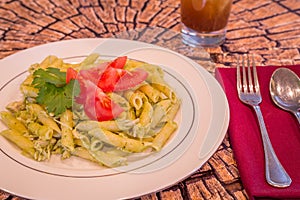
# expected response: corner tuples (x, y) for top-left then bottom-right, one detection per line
(181, 0), (232, 46)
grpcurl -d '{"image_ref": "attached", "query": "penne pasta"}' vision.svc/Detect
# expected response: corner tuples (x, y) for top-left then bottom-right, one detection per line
(139, 101), (153, 127)
(48, 58), (63, 69)
(127, 107), (137, 120)
(72, 147), (98, 163)
(0, 111), (28, 134)
(166, 100), (181, 121)
(21, 74), (34, 85)
(60, 110), (75, 152)
(129, 90), (148, 110)
(152, 121), (178, 151)
(151, 100), (172, 128)
(0, 53), (181, 168)
(88, 149), (127, 167)
(0, 129), (35, 157)
(88, 128), (147, 153)
(5, 101), (24, 114)
(152, 83), (177, 103)
(39, 55), (60, 69)
(20, 85), (39, 98)
(138, 83), (161, 103)
(76, 120), (134, 133)
(79, 53), (100, 69)
(90, 137), (103, 151)
(27, 122), (53, 140)
(27, 104), (61, 134)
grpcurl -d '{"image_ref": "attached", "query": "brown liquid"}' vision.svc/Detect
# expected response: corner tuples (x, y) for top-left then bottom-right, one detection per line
(181, 0), (232, 32)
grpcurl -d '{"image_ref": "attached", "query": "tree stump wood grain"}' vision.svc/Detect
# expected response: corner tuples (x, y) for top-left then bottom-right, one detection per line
(0, 0), (299, 199)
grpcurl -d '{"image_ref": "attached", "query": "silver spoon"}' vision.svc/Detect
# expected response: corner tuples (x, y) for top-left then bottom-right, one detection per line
(270, 68), (300, 124)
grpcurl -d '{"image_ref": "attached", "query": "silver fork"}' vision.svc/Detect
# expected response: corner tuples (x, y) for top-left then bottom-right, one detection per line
(237, 54), (292, 188)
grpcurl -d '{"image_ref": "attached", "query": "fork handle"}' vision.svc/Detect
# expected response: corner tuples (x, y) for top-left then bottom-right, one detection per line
(293, 111), (300, 125)
(253, 105), (292, 187)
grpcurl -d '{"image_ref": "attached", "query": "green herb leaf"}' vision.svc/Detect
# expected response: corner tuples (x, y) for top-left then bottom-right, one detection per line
(32, 68), (80, 116)
(32, 67), (66, 88)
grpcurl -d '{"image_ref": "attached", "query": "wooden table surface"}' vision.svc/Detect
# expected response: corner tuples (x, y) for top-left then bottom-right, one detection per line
(0, 0), (299, 199)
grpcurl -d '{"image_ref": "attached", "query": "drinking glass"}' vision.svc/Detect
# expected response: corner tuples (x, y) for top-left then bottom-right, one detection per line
(181, 0), (233, 47)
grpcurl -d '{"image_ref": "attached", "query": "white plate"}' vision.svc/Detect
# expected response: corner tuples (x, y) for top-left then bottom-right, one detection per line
(0, 38), (229, 200)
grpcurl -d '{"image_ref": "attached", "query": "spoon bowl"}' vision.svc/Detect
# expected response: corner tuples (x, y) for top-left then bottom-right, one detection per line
(270, 68), (300, 124)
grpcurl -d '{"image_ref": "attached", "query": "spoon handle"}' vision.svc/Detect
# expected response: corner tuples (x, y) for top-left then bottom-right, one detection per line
(253, 105), (292, 187)
(294, 111), (300, 125)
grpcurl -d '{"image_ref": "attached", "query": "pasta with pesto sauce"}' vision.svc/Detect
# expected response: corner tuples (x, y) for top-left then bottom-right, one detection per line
(0, 54), (181, 168)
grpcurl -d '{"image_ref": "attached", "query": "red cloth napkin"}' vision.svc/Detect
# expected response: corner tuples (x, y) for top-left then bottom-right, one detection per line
(215, 65), (300, 200)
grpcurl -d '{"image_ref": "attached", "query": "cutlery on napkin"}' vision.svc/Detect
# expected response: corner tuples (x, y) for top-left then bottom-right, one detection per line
(215, 65), (300, 200)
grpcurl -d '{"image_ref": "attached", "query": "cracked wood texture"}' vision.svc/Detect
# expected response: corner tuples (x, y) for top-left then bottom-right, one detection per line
(0, 0), (299, 200)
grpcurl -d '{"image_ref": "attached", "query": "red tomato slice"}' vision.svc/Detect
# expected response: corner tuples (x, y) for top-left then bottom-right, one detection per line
(66, 68), (78, 84)
(75, 78), (88, 104)
(108, 56), (127, 69)
(95, 95), (124, 121)
(75, 62), (109, 104)
(72, 57), (146, 121)
(98, 67), (127, 92)
(114, 68), (148, 91)
(79, 62), (108, 85)
(81, 80), (124, 121)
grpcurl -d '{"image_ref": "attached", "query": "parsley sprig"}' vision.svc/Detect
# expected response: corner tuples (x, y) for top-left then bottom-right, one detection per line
(32, 67), (80, 116)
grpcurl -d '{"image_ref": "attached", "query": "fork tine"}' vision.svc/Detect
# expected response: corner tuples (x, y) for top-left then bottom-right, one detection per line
(247, 54), (254, 93)
(252, 54), (260, 93)
(241, 55), (248, 93)
(237, 55), (242, 93)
